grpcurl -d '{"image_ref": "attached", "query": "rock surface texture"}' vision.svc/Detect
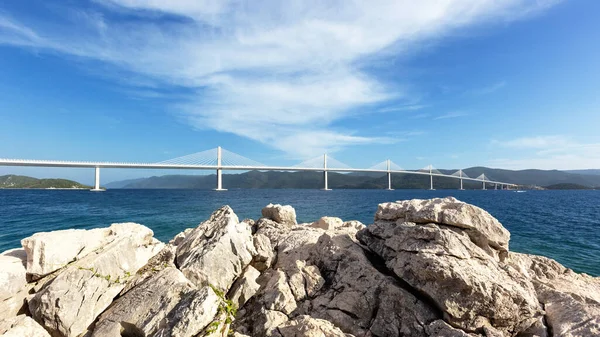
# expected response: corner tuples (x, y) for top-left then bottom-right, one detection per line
(0, 197), (598, 337)
(0, 315), (50, 337)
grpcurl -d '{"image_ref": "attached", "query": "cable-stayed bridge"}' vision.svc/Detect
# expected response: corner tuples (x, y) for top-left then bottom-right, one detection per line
(0, 147), (517, 191)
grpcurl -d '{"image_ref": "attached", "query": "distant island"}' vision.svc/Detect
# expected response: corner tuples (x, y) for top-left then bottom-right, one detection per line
(0, 175), (91, 189)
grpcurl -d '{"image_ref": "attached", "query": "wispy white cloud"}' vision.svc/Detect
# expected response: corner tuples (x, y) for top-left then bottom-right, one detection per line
(491, 135), (571, 149)
(434, 111), (469, 120)
(0, 15), (43, 46)
(466, 80), (507, 95)
(0, 1), (560, 157)
(489, 135), (600, 169)
(411, 113), (431, 119)
(377, 104), (427, 113)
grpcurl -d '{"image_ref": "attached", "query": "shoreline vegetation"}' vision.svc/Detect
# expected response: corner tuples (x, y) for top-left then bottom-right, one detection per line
(1, 197), (598, 336)
(0, 175), (91, 189)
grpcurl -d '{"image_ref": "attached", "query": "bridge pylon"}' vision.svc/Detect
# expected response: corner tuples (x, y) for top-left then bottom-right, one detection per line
(475, 174), (488, 190)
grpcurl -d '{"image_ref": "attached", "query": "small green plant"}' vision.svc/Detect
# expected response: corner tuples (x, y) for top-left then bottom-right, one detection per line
(205, 321), (221, 334)
(206, 284), (238, 336)
(77, 266), (132, 285)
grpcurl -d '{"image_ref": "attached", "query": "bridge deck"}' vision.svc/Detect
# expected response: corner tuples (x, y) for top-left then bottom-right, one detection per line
(0, 158), (517, 187)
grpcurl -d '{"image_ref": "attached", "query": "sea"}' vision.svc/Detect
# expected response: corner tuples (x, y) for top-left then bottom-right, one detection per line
(1, 189), (599, 276)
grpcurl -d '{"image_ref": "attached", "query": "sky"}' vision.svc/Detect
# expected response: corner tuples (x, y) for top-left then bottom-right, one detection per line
(1, 0), (600, 184)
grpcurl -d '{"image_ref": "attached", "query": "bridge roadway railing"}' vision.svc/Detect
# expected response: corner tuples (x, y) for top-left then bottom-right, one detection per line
(0, 158), (518, 191)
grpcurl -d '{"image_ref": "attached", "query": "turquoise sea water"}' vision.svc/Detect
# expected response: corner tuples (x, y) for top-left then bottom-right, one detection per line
(0, 189), (599, 276)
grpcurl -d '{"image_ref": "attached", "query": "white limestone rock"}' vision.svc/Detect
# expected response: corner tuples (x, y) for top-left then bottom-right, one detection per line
(273, 315), (349, 337)
(252, 233), (275, 272)
(169, 227), (194, 246)
(309, 216), (343, 231)
(307, 233), (436, 337)
(0, 285), (32, 318)
(0, 248), (27, 303)
(425, 320), (480, 336)
(0, 315), (50, 337)
(119, 243), (177, 295)
(357, 216), (542, 335)
(375, 197), (510, 259)
(21, 222), (154, 280)
(309, 217), (365, 235)
(27, 228), (163, 337)
(176, 206), (256, 292)
(228, 265), (261, 309)
(260, 269), (298, 315)
(510, 252), (600, 336)
(340, 220), (366, 232)
(92, 267), (219, 337)
(254, 218), (293, 248)
(236, 228), (436, 337)
(284, 260), (324, 302)
(235, 308), (289, 337)
(231, 333), (251, 337)
(275, 227), (324, 270)
(262, 204), (297, 225)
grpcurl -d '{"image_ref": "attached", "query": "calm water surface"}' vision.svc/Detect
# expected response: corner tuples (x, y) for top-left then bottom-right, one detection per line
(0, 189), (598, 276)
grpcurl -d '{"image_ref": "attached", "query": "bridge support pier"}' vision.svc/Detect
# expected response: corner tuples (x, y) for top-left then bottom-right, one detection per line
(214, 146), (227, 191)
(460, 178), (464, 190)
(427, 165), (434, 190)
(215, 169), (227, 191)
(322, 154), (331, 190)
(323, 171), (331, 191)
(386, 160), (393, 190)
(482, 181), (486, 190)
(90, 167), (104, 191)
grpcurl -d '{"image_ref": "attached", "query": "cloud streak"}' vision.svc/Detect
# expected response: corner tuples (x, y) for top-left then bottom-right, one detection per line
(491, 135), (571, 149)
(0, 1), (560, 157)
(467, 81), (507, 95)
(489, 135), (600, 169)
(434, 111), (469, 120)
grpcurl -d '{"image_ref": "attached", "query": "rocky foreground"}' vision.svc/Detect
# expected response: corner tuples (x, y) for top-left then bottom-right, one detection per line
(1, 197), (599, 337)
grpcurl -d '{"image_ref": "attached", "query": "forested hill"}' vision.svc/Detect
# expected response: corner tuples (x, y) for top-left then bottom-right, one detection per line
(105, 167), (600, 189)
(458, 167), (600, 187)
(0, 175), (90, 189)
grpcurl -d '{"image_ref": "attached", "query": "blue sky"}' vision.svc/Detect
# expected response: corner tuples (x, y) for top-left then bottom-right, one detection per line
(1, 0), (600, 184)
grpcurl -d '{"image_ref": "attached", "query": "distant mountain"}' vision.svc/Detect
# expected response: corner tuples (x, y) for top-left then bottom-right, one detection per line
(105, 177), (148, 189)
(565, 169), (600, 176)
(9, 166), (595, 191)
(545, 183), (591, 190)
(106, 166), (600, 189)
(461, 167), (600, 187)
(0, 175), (90, 189)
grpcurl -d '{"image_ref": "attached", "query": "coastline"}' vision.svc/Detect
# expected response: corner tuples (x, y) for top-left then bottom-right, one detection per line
(0, 188), (598, 277)
(1, 197), (598, 336)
